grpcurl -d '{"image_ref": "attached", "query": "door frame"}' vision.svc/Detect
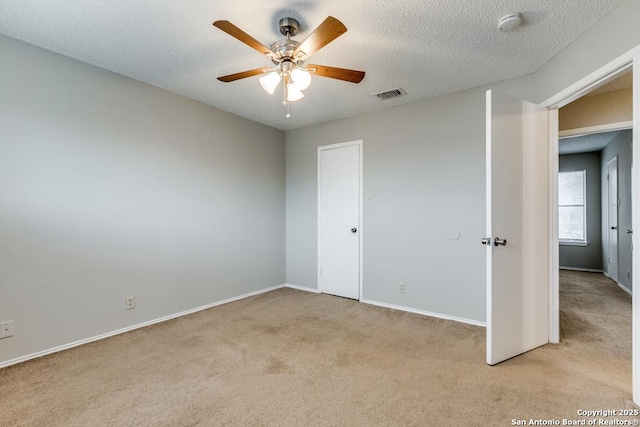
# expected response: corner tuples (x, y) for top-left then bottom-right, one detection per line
(542, 46), (639, 403)
(317, 139), (364, 300)
(607, 156), (620, 282)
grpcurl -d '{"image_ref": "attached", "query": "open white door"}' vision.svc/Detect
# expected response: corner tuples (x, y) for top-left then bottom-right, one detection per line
(486, 90), (550, 365)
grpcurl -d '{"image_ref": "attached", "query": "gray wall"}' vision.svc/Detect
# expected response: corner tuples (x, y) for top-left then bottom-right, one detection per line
(285, 0), (640, 324)
(558, 152), (602, 270)
(286, 90), (487, 323)
(0, 35), (285, 365)
(601, 130), (633, 292)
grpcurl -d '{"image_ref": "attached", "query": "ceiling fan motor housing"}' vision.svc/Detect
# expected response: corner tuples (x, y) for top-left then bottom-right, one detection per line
(269, 39), (302, 64)
(279, 18), (299, 36)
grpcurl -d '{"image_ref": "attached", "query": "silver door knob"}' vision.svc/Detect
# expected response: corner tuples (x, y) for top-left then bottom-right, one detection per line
(494, 237), (507, 246)
(612, 226), (618, 230)
(351, 228), (357, 233)
(481, 237), (491, 246)
(627, 229), (633, 234)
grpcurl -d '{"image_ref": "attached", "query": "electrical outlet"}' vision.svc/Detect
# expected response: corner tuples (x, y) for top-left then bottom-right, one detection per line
(399, 282), (406, 293)
(125, 296), (136, 310)
(0, 321), (14, 339)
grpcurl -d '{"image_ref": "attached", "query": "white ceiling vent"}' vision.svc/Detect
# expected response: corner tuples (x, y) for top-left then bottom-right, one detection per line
(373, 88), (407, 100)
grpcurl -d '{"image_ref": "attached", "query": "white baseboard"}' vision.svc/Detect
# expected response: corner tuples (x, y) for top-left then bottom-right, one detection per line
(616, 282), (633, 295)
(1, 284), (487, 369)
(284, 283), (321, 294)
(283, 286), (485, 327)
(284, 286), (485, 327)
(360, 299), (486, 328)
(573, 270), (633, 295)
(559, 267), (604, 273)
(601, 272), (633, 295)
(0, 284), (286, 369)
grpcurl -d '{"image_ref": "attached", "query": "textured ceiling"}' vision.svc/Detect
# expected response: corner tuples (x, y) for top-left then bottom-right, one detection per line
(559, 131), (619, 155)
(587, 69), (633, 97)
(0, 1), (624, 130)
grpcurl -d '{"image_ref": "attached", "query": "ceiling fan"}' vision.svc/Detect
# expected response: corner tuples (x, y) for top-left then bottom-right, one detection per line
(213, 16), (365, 116)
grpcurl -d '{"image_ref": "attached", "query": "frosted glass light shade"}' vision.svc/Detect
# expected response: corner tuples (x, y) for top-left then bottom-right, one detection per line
(286, 83), (304, 102)
(259, 72), (281, 94)
(290, 68), (311, 91)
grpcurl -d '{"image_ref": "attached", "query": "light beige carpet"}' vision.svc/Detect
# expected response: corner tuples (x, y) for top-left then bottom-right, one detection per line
(0, 271), (635, 426)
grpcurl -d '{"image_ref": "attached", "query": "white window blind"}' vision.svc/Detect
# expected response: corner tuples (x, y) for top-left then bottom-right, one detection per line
(558, 170), (586, 242)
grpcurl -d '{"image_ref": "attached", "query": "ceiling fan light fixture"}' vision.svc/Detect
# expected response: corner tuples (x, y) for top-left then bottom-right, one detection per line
(286, 83), (304, 102)
(259, 71), (280, 94)
(214, 15), (365, 118)
(290, 68), (311, 91)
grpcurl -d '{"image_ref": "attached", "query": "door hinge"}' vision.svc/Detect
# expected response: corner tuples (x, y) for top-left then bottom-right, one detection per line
(607, 174), (610, 180)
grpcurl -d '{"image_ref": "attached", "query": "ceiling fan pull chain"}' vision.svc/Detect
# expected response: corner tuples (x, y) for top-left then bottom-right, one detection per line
(282, 80), (288, 106)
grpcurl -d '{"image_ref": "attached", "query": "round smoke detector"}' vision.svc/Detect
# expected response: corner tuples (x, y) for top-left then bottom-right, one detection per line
(497, 13), (523, 32)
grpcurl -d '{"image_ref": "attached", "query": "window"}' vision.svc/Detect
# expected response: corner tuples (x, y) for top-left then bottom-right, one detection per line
(558, 170), (587, 243)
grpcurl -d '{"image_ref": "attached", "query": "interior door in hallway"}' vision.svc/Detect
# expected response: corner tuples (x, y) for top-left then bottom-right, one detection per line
(608, 156), (619, 282)
(485, 90), (550, 365)
(318, 141), (362, 300)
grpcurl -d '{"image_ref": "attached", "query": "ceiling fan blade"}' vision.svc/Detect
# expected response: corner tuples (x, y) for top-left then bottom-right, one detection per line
(217, 67), (272, 82)
(213, 20), (275, 59)
(293, 16), (347, 59)
(308, 64), (365, 83)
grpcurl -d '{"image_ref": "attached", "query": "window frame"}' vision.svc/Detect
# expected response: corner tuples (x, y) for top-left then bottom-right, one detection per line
(558, 169), (588, 245)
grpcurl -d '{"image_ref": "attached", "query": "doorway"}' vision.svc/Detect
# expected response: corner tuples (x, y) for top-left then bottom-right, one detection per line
(556, 66), (633, 285)
(554, 69), (633, 397)
(556, 70), (633, 292)
(544, 50), (638, 403)
(557, 130), (632, 394)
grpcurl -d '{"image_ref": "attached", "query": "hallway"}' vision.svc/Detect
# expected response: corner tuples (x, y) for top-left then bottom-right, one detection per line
(560, 269), (631, 364)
